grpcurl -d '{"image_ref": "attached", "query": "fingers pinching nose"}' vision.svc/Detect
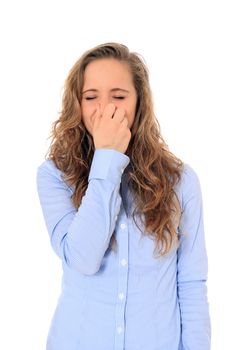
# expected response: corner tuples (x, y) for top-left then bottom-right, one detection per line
(97, 103), (102, 117)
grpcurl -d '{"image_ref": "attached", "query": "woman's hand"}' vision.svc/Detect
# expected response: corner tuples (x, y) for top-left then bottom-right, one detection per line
(92, 103), (131, 154)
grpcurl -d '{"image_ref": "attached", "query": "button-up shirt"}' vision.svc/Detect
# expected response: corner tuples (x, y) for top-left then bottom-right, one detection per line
(36, 148), (211, 350)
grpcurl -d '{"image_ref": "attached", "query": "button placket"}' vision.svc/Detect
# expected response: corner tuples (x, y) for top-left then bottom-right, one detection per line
(118, 292), (125, 300)
(121, 258), (127, 266)
(117, 326), (123, 334)
(114, 214), (129, 349)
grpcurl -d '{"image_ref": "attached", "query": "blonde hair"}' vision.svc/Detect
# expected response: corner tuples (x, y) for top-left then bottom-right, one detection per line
(47, 42), (183, 256)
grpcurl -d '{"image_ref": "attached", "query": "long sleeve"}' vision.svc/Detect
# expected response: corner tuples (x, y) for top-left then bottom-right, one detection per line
(177, 165), (211, 349)
(36, 148), (130, 275)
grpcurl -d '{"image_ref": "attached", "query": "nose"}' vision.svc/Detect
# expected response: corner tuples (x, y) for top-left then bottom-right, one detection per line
(98, 96), (114, 115)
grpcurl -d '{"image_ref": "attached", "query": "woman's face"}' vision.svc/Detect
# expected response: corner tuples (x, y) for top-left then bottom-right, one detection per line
(81, 58), (137, 135)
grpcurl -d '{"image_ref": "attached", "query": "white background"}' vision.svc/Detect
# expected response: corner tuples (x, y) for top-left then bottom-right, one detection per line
(0, 0), (232, 349)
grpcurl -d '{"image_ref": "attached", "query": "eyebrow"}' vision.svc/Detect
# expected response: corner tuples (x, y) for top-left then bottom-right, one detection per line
(82, 88), (130, 94)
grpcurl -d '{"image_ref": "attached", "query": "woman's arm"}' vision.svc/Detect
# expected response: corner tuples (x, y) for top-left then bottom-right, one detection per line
(177, 164), (211, 349)
(36, 148), (130, 275)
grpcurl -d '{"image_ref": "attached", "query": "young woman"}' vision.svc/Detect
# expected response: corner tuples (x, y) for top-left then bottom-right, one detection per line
(37, 42), (211, 350)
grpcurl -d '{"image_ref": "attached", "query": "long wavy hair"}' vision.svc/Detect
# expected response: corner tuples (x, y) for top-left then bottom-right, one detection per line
(47, 42), (184, 257)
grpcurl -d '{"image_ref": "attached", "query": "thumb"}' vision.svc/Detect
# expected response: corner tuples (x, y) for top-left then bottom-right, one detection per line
(92, 104), (101, 128)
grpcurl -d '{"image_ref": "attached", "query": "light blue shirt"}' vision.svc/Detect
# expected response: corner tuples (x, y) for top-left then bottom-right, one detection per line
(36, 148), (211, 350)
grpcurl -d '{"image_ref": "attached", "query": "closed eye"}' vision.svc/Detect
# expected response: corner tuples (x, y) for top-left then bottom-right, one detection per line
(85, 96), (96, 100)
(84, 96), (125, 101)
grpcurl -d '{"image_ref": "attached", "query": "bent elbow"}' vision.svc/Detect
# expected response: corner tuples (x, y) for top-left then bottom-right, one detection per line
(62, 247), (101, 276)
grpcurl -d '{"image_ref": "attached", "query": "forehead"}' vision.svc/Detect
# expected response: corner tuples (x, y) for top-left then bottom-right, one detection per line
(83, 58), (134, 88)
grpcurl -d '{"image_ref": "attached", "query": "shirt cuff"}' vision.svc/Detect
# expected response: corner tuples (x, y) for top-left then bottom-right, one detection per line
(88, 148), (130, 185)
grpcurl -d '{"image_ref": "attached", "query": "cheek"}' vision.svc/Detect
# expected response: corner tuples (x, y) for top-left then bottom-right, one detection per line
(127, 102), (137, 119)
(81, 101), (87, 115)
(81, 103), (97, 134)
(80, 105), (89, 129)
(127, 101), (137, 127)
(81, 103), (93, 121)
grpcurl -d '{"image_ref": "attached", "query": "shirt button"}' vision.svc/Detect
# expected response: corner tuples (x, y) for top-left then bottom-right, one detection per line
(121, 258), (127, 266)
(120, 223), (126, 229)
(118, 292), (125, 300)
(117, 326), (123, 334)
